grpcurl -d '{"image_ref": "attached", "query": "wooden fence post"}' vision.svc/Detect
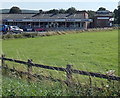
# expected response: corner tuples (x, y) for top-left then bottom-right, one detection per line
(1, 54), (8, 75)
(1, 54), (5, 66)
(66, 64), (73, 86)
(27, 59), (32, 82)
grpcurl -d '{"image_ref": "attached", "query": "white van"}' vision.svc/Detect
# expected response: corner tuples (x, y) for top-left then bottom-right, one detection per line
(9, 26), (23, 33)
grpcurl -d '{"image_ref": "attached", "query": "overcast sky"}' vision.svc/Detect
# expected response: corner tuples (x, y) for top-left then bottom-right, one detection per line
(0, 0), (119, 11)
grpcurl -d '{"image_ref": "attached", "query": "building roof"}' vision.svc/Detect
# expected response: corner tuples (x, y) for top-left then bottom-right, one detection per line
(95, 10), (113, 17)
(1, 13), (86, 20)
(94, 13), (113, 17)
(1, 13), (35, 19)
(32, 13), (85, 19)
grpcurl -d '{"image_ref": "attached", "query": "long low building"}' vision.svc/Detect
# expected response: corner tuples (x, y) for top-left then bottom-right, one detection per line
(1, 11), (93, 30)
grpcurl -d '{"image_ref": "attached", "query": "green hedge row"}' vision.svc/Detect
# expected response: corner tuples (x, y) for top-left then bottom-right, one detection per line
(2, 27), (117, 39)
(2, 33), (38, 39)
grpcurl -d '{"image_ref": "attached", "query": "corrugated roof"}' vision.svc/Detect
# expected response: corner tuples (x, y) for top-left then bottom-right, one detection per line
(32, 13), (85, 19)
(1, 13), (86, 19)
(95, 13), (113, 17)
(1, 14), (35, 19)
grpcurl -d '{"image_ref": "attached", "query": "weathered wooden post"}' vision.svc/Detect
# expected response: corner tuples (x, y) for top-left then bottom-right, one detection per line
(89, 76), (92, 88)
(1, 54), (5, 66)
(1, 54), (7, 75)
(1, 54), (9, 75)
(27, 59), (32, 82)
(66, 64), (73, 86)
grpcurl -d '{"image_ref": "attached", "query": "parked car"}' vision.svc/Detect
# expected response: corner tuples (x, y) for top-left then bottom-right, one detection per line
(34, 28), (46, 32)
(21, 26), (34, 32)
(9, 26), (23, 33)
(0, 24), (9, 34)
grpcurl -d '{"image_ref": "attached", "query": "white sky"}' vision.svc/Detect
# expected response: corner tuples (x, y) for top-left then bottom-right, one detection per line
(0, 0), (119, 11)
(0, 0), (119, 2)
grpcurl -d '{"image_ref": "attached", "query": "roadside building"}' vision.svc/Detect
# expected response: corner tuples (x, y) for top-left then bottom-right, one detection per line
(93, 10), (113, 28)
(1, 11), (92, 31)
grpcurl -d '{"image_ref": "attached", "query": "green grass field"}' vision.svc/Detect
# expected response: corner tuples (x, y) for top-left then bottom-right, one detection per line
(2, 30), (118, 74)
(2, 30), (119, 96)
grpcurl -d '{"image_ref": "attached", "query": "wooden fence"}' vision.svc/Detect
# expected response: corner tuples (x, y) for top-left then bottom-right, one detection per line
(1, 55), (120, 86)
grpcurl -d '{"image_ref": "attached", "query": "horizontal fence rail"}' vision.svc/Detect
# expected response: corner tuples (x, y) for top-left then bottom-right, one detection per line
(0, 56), (120, 81)
(1, 57), (66, 71)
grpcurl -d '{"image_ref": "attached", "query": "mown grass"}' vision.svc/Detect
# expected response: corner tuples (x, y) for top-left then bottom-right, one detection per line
(2, 30), (119, 96)
(2, 30), (118, 73)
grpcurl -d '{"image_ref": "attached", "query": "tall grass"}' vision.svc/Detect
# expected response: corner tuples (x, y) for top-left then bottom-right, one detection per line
(2, 74), (120, 96)
(2, 29), (119, 96)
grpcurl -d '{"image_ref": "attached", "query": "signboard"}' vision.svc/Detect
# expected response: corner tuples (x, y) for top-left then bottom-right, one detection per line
(75, 19), (82, 21)
(55, 19), (65, 22)
(66, 19), (75, 21)
(3, 18), (93, 22)
(97, 17), (109, 20)
(22, 19), (33, 22)
(6, 19), (14, 22)
(83, 19), (93, 22)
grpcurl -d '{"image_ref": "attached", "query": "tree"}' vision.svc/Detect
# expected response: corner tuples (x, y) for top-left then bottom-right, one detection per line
(9, 6), (21, 13)
(113, 9), (118, 24)
(113, 6), (120, 24)
(87, 10), (95, 19)
(39, 10), (43, 13)
(98, 7), (106, 11)
(118, 6), (120, 24)
(59, 9), (66, 14)
(66, 7), (77, 14)
(47, 9), (59, 14)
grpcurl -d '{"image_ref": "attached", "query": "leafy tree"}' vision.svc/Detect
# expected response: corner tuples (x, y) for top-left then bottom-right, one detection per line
(118, 6), (120, 24)
(59, 9), (66, 14)
(98, 7), (106, 11)
(39, 10), (43, 13)
(47, 9), (59, 14)
(87, 10), (95, 19)
(113, 9), (118, 24)
(9, 6), (21, 13)
(66, 7), (77, 14)
(113, 6), (120, 24)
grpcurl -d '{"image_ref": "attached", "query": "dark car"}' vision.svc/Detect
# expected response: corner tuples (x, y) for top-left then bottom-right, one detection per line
(21, 26), (34, 32)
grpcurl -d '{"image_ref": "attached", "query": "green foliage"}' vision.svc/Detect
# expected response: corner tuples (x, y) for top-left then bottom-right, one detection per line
(22, 33), (38, 38)
(97, 7), (106, 11)
(113, 6), (120, 25)
(9, 6), (21, 14)
(113, 9), (118, 24)
(87, 10), (95, 19)
(59, 9), (66, 14)
(2, 34), (14, 39)
(45, 7), (77, 14)
(118, 6), (120, 25)
(2, 33), (38, 39)
(46, 9), (59, 14)
(66, 7), (77, 14)
(39, 10), (43, 13)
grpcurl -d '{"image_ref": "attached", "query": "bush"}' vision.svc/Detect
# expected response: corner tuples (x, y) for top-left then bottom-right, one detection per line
(13, 34), (23, 38)
(2, 27), (117, 40)
(2, 33), (38, 39)
(22, 33), (38, 38)
(2, 34), (14, 39)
